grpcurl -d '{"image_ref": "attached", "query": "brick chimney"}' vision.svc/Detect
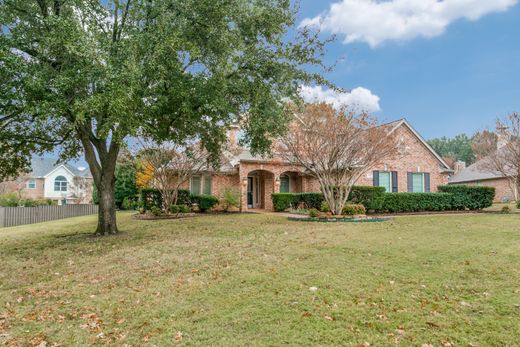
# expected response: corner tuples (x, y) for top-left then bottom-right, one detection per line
(454, 160), (466, 174)
(227, 125), (240, 146)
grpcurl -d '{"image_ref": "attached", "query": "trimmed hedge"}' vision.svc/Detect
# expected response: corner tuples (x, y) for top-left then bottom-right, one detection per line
(272, 186), (384, 212)
(191, 194), (219, 212)
(349, 186), (385, 211)
(140, 188), (191, 210)
(296, 193), (324, 210)
(272, 193), (295, 212)
(438, 185), (495, 210)
(377, 192), (453, 213)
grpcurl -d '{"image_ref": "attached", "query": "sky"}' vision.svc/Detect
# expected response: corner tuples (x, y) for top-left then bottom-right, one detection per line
(296, 0), (520, 139)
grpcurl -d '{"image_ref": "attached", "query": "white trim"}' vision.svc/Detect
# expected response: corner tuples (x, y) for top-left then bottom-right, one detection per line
(43, 164), (76, 178)
(388, 119), (453, 171)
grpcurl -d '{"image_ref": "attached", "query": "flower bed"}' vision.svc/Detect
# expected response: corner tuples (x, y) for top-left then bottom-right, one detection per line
(133, 212), (198, 220)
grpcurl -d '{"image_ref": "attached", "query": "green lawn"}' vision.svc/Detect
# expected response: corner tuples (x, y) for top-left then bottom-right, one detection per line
(1, 212), (519, 346)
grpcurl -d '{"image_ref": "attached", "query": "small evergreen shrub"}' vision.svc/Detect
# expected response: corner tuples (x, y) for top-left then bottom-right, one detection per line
(191, 194), (219, 212)
(348, 186), (386, 211)
(170, 205), (181, 214)
(517, 200), (520, 209)
(320, 201), (330, 212)
(308, 208), (320, 218)
(150, 205), (162, 216)
(179, 204), (191, 213)
(501, 206), (511, 213)
(272, 193), (296, 212)
(438, 185), (495, 210)
(342, 203), (366, 215)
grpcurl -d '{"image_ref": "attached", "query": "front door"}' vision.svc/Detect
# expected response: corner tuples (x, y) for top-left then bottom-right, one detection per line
(247, 177), (254, 208)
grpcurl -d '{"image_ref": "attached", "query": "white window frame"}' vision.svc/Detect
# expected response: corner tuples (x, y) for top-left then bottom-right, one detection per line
(54, 176), (68, 192)
(378, 171), (392, 193)
(27, 179), (36, 189)
(411, 173), (425, 193)
(190, 175), (212, 195)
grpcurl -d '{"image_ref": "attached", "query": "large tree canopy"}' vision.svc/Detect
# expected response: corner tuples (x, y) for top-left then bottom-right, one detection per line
(0, 0), (330, 234)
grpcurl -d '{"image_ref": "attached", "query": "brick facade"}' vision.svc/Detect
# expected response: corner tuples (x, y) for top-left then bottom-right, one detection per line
(465, 178), (516, 203)
(355, 125), (450, 192)
(192, 120), (452, 212)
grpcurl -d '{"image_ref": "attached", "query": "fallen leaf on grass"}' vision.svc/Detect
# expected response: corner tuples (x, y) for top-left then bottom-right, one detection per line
(174, 331), (183, 343)
(425, 321), (440, 328)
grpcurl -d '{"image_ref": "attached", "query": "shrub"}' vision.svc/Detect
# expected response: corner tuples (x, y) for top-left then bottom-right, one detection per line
(0, 193), (20, 207)
(517, 200), (520, 209)
(296, 193), (324, 210)
(191, 194), (219, 212)
(342, 203), (366, 215)
(272, 193), (296, 212)
(121, 197), (135, 210)
(170, 204), (181, 214)
(320, 201), (330, 212)
(378, 192), (453, 213)
(348, 186), (386, 211)
(150, 206), (162, 216)
(501, 206), (511, 213)
(308, 208), (319, 218)
(220, 188), (240, 212)
(438, 185), (495, 210)
(179, 204), (191, 213)
(140, 188), (191, 211)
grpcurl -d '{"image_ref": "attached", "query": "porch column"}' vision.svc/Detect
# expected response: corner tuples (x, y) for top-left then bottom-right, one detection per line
(264, 174), (278, 211)
(239, 172), (248, 212)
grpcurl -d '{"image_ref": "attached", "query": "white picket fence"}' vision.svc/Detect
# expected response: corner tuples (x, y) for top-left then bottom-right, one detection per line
(0, 204), (98, 228)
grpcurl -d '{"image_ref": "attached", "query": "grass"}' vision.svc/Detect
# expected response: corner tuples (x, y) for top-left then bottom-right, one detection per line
(1, 212), (519, 346)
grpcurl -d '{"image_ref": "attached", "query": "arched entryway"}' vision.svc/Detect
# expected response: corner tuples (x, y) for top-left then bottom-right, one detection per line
(245, 170), (275, 210)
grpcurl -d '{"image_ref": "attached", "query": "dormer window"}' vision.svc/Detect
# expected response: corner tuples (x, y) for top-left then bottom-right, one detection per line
(54, 176), (68, 192)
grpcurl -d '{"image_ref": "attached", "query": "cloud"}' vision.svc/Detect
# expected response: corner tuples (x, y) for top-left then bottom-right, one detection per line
(301, 0), (518, 47)
(300, 85), (381, 113)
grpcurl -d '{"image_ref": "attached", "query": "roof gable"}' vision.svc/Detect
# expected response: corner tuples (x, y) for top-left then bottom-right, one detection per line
(390, 119), (452, 171)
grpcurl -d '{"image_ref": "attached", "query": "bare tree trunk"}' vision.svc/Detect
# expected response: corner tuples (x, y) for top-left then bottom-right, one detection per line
(96, 174), (118, 235)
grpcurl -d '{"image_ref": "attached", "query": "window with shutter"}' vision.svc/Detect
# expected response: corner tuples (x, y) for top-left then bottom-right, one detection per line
(412, 173), (424, 192)
(203, 175), (212, 195)
(191, 176), (201, 195)
(378, 172), (391, 193)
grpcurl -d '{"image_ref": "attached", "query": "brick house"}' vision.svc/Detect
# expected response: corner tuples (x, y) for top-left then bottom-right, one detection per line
(182, 119), (453, 212)
(0, 158), (94, 205)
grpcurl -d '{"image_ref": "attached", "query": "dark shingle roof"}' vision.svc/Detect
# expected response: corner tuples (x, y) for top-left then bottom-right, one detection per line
(30, 158), (92, 178)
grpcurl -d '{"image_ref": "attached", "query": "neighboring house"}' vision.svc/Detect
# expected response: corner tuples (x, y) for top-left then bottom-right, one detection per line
(0, 158), (94, 205)
(179, 119), (453, 211)
(448, 161), (515, 202)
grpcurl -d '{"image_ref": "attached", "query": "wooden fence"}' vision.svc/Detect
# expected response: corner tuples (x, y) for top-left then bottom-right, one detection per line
(0, 204), (98, 228)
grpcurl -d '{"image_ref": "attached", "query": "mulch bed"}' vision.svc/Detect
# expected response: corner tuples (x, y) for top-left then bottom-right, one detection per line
(133, 213), (198, 220)
(288, 214), (392, 223)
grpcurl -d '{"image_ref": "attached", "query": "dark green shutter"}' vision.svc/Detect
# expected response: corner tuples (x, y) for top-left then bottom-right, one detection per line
(373, 171), (379, 187)
(391, 171), (398, 192)
(424, 173), (430, 192)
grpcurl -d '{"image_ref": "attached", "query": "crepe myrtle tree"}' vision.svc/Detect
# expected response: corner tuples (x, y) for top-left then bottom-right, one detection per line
(473, 113), (520, 201)
(0, 0), (331, 235)
(277, 103), (399, 215)
(136, 138), (209, 213)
